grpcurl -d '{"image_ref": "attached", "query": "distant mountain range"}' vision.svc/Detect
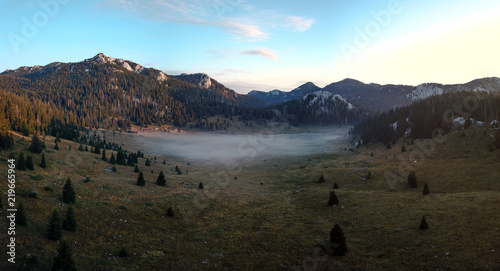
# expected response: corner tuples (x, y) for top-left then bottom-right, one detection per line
(249, 77), (500, 112)
(1, 53), (498, 131)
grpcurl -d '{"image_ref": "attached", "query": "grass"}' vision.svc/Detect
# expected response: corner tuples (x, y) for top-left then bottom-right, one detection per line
(0, 126), (499, 270)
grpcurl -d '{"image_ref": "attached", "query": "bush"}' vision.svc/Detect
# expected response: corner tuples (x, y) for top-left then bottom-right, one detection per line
(408, 170), (417, 188)
(167, 207), (174, 217)
(318, 174), (325, 183)
(118, 247), (129, 258)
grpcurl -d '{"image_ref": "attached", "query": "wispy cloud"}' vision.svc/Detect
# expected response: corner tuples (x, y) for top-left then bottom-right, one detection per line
(242, 48), (277, 60)
(100, 0), (312, 40)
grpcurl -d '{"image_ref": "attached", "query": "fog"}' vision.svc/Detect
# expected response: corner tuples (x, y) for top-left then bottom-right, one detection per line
(135, 128), (349, 161)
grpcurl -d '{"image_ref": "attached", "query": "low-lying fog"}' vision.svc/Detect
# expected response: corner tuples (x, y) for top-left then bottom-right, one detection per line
(135, 128), (349, 161)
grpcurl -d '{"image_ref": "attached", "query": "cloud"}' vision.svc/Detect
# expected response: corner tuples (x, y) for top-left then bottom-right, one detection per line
(285, 16), (315, 32)
(100, 0), (312, 40)
(242, 49), (277, 60)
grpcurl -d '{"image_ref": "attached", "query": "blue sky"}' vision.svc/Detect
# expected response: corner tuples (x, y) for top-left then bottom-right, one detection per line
(1, 0), (499, 93)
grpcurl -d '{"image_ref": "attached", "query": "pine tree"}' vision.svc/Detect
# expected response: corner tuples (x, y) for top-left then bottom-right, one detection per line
(84, 145), (88, 152)
(47, 210), (62, 241)
(62, 206), (76, 232)
(419, 216), (429, 230)
(329, 224), (348, 256)
(17, 152), (27, 170)
(26, 154), (34, 170)
(62, 178), (76, 204)
(109, 153), (116, 164)
(423, 183), (430, 195)
(167, 207), (174, 217)
(0, 193), (3, 210)
(116, 150), (126, 165)
(118, 247), (129, 257)
(101, 149), (107, 161)
(408, 170), (417, 188)
(401, 145), (406, 153)
(54, 142), (59, 150)
(94, 144), (100, 154)
(156, 171), (166, 186)
(333, 182), (339, 189)
(136, 172), (145, 186)
(16, 202), (28, 226)
(163, 160), (166, 165)
(112, 166), (117, 172)
(145, 158), (151, 166)
(134, 165), (140, 173)
(39, 153), (47, 168)
(199, 182), (204, 189)
(29, 134), (43, 153)
(328, 191), (339, 206)
(52, 241), (77, 271)
(318, 174), (325, 183)
(78, 144), (84, 151)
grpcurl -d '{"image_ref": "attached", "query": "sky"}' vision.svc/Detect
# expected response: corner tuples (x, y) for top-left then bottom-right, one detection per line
(1, 0), (499, 94)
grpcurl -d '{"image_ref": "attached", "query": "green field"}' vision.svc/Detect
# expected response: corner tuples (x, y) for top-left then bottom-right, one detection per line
(0, 125), (499, 270)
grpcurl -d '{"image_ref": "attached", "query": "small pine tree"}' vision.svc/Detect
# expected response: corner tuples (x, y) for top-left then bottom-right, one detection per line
(419, 216), (429, 230)
(47, 210), (62, 241)
(408, 170), (417, 188)
(423, 183), (430, 195)
(39, 153), (47, 168)
(134, 165), (140, 173)
(112, 166), (117, 172)
(62, 178), (76, 204)
(84, 145), (88, 152)
(17, 152), (27, 170)
(29, 134), (43, 153)
(62, 206), (76, 232)
(163, 160), (166, 165)
(94, 145), (100, 154)
(156, 171), (166, 186)
(0, 193), (3, 210)
(78, 144), (84, 151)
(318, 174), (325, 183)
(109, 153), (116, 164)
(118, 247), (129, 258)
(136, 172), (145, 186)
(333, 182), (339, 189)
(401, 145), (406, 153)
(167, 207), (174, 217)
(328, 191), (339, 206)
(101, 149), (107, 161)
(145, 158), (151, 167)
(16, 202), (28, 226)
(54, 142), (59, 150)
(329, 224), (348, 256)
(199, 182), (204, 189)
(26, 154), (34, 170)
(52, 241), (77, 271)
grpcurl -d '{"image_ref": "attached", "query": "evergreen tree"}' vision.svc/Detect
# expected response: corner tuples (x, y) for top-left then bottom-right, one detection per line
(419, 216), (429, 230)
(46, 210), (62, 241)
(62, 178), (76, 204)
(17, 152), (27, 170)
(62, 206), (76, 232)
(16, 202), (28, 226)
(0, 193), (3, 210)
(116, 150), (126, 165)
(54, 142), (59, 150)
(52, 241), (77, 271)
(94, 144), (100, 154)
(401, 145), (406, 153)
(145, 158), (151, 167)
(112, 166), (117, 172)
(156, 171), (166, 186)
(109, 153), (116, 164)
(39, 153), (47, 168)
(329, 224), (348, 256)
(101, 149), (107, 161)
(78, 144), (84, 151)
(167, 207), (174, 217)
(408, 170), (417, 188)
(333, 182), (339, 189)
(26, 154), (34, 170)
(163, 160), (166, 165)
(134, 165), (140, 173)
(318, 174), (325, 183)
(199, 182), (204, 189)
(423, 183), (430, 195)
(328, 191), (339, 206)
(118, 247), (129, 258)
(136, 172), (145, 186)
(84, 145), (88, 152)
(29, 134), (43, 153)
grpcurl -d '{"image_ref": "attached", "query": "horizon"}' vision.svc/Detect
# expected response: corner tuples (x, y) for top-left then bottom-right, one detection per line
(1, 0), (499, 94)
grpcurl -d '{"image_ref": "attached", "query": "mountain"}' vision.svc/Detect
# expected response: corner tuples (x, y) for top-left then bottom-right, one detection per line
(248, 82), (320, 105)
(0, 53), (269, 131)
(249, 77), (500, 112)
